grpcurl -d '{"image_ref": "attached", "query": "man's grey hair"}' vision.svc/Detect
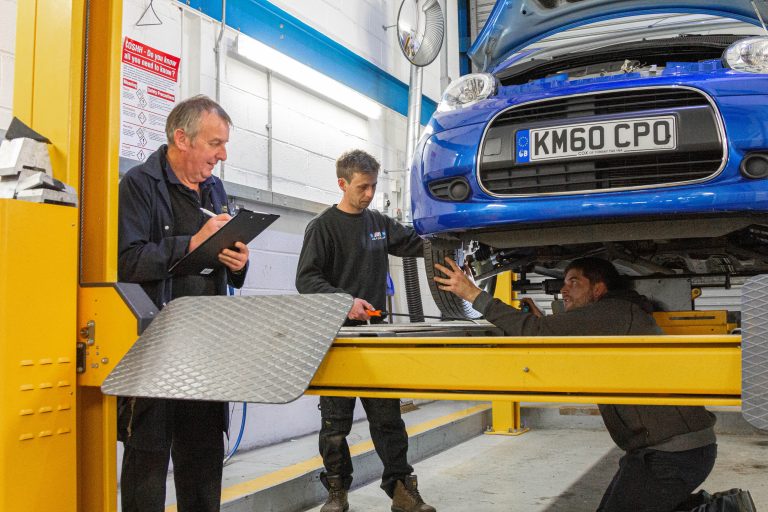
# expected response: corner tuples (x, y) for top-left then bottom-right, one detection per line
(336, 149), (380, 182)
(165, 95), (233, 145)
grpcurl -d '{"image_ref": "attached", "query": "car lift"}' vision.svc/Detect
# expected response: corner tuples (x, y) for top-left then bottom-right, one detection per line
(0, 2), (759, 511)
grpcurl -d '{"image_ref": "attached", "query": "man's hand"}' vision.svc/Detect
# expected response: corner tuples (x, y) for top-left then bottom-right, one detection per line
(348, 297), (375, 321)
(219, 241), (249, 272)
(520, 297), (543, 318)
(189, 213), (231, 252)
(433, 257), (483, 303)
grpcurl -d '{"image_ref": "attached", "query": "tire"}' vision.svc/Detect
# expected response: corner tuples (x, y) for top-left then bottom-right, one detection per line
(424, 239), (492, 320)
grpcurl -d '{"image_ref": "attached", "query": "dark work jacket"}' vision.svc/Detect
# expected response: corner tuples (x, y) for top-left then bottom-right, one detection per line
(473, 289), (716, 452)
(118, 145), (246, 307)
(296, 206), (423, 314)
(116, 146), (247, 450)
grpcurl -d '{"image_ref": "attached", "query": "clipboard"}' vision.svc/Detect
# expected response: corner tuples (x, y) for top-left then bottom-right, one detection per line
(169, 209), (279, 276)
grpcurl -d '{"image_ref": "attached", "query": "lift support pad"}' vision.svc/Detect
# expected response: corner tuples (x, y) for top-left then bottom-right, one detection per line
(742, 275), (768, 431)
(101, 293), (352, 403)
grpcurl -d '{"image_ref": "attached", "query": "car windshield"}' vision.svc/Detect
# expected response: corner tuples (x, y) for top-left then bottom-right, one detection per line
(496, 13), (764, 85)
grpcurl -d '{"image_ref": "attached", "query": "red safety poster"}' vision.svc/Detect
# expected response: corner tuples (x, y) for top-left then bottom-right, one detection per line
(120, 37), (180, 162)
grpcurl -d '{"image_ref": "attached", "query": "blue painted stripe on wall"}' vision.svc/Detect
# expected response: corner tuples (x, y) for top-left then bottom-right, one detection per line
(185, 0), (438, 125)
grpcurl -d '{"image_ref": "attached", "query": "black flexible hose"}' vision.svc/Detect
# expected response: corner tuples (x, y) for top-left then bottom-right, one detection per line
(403, 256), (425, 322)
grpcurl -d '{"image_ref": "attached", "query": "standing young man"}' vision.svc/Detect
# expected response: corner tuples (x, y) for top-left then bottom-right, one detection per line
(296, 149), (435, 512)
(435, 256), (717, 512)
(118, 95), (249, 512)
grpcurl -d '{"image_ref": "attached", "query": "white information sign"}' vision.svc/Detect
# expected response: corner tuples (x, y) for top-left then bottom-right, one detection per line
(120, 37), (180, 162)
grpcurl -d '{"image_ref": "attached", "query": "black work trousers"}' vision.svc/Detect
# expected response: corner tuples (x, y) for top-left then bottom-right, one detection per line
(597, 443), (717, 512)
(319, 396), (413, 497)
(120, 400), (225, 512)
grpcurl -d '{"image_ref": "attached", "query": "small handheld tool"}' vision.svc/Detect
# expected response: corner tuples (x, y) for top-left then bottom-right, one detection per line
(366, 309), (472, 322)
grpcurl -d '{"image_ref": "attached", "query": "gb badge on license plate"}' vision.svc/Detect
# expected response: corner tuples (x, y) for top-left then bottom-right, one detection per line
(516, 116), (676, 163)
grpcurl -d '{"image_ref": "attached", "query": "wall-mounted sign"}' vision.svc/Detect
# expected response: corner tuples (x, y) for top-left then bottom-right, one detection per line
(120, 37), (180, 162)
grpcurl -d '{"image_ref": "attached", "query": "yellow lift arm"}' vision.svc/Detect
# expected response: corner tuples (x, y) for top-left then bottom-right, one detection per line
(309, 334), (741, 407)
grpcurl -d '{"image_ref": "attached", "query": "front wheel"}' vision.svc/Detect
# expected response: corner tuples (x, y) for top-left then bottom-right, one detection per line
(423, 239), (494, 320)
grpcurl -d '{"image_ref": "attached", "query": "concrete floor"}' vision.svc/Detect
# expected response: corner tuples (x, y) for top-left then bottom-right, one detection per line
(304, 429), (768, 512)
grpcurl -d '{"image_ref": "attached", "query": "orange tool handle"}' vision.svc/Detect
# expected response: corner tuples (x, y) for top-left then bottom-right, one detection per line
(366, 309), (383, 317)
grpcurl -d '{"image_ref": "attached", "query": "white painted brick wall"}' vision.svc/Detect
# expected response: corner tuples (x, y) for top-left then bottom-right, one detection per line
(225, 128), (269, 178)
(219, 84), (269, 137)
(0, 53), (13, 130)
(0, 0), (17, 130)
(0, 1), (16, 54)
(269, 0), (452, 101)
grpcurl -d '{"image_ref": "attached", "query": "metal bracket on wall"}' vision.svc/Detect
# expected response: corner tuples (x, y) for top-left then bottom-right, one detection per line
(135, 0), (163, 26)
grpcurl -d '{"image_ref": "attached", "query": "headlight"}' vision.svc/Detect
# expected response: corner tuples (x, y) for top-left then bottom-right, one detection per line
(724, 36), (768, 73)
(437, 73), (497, 112)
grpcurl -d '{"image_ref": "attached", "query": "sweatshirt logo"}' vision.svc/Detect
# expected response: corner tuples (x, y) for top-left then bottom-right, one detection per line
(369, 230), (387, 241)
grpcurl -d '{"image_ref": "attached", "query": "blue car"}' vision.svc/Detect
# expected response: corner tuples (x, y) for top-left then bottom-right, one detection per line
(413, 0), (768, 316)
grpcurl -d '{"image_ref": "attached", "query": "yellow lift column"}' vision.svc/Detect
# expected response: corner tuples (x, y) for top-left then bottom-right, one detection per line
(75, 1), (125, 510)
(1, 1), (85, 510)
(4, 1), (126, 511)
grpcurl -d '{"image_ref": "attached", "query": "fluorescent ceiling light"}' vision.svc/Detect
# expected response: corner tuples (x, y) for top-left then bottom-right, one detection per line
(235, 35), (382, 120)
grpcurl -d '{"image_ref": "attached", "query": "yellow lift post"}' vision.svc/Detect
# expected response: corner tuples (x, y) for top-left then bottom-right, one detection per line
(3, 1), (129, 511)
(0, 1), (746, 511)
(486, 272), (529, 436)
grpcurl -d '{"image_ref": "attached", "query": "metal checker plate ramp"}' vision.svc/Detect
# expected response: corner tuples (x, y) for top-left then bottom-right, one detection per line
(742, 275), (768, 431)
(102, 293), (352, 403)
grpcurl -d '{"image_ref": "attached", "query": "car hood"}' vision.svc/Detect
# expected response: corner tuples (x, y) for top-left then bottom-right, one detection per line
(469, 0), (763, 72)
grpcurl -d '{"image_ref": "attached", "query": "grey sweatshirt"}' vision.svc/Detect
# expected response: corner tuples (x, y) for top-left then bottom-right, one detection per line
(472, 289), (716, 452)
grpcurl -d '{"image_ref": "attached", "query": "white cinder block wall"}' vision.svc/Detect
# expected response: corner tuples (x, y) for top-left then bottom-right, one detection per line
(0, 0), (16, 132)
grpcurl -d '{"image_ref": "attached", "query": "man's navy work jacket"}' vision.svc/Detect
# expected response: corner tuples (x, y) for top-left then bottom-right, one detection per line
(118, 145), (246, 309)
(117, 145), (248, 450)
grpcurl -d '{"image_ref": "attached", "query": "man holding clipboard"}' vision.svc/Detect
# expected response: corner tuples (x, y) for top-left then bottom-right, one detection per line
(117, 95), (248, 512)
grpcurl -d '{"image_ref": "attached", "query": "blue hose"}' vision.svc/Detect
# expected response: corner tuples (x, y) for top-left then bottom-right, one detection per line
(223, 287), (246, 464)
(224, 402), (247, 464)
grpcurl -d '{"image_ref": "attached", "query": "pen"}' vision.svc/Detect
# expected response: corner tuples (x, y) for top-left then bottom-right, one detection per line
(200, 207), (217, 218)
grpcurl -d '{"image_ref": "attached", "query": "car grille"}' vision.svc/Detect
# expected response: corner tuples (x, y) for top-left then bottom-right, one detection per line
(478, 87), (724, 196)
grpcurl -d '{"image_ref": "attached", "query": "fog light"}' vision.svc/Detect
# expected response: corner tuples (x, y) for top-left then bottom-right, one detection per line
(741, 153), (768, 179)
(448, 179), (470, 201)
(428, 177), (471, 201)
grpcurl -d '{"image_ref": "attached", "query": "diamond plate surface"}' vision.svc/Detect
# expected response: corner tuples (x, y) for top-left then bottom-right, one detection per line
(102, 294), (352, 403)
(742, 275), (768, 431)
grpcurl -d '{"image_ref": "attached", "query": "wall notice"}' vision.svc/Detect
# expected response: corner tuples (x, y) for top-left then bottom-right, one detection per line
(120, 37), (180, 162)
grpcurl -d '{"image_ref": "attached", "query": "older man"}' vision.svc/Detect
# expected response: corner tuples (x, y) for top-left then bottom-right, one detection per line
(434, 256), (717, 512)
(118, 95), (249, 512)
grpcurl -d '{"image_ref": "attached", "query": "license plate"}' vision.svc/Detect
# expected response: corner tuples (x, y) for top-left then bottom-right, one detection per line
(515, 116), (676, 163)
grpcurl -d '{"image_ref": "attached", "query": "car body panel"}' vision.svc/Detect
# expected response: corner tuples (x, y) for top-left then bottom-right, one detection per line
(413, 73), (768, 235)
(413, 1), (768, 288)
(469, 0), (761, 72)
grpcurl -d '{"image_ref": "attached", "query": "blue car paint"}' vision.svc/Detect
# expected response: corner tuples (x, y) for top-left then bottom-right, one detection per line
(411, 65), (768, 236)
(470, 0), (761, 72)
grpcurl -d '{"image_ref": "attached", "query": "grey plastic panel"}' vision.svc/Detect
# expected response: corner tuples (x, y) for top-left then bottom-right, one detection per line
(741, 275), (768, 431)
(101, 293), (352, 404)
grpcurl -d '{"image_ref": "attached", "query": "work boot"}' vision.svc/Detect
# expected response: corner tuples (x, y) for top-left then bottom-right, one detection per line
(391, 475), (436, 512)
(320, 475), (349, 512)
